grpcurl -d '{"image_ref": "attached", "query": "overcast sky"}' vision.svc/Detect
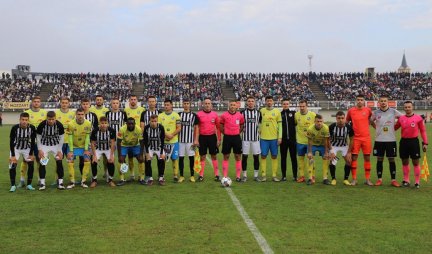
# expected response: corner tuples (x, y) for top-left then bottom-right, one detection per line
(1, 0), (431, 74)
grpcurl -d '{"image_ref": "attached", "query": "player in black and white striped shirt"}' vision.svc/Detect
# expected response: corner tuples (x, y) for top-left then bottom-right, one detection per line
(178, 99), (199, 182)
(240, 96), (261, 181)
(142, 115), (166, 185)
(106, 98), (128, 133)
(36, 111), (66, 190)
(8, 112), (37, 192)
(140, 95), (161, 130)
(328, 111), (354, 186)
(90, 117), (117, 187)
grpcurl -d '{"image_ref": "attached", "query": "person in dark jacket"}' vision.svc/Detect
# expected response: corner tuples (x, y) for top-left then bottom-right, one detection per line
(280, 98), (297, 181)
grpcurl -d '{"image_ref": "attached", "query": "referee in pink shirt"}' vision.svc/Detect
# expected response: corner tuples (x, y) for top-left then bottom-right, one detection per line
(194, 98), (222, 182)
(220, 100), (245, 182)
(395, 101), (428, 188)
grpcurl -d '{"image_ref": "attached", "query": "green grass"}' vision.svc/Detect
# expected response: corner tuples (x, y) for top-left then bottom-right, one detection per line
(1, 124), (432, 254)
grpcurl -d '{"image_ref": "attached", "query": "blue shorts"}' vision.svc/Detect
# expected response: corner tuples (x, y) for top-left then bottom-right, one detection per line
(164, 142), (179, 160)
(72, 148), (91, 160)
(311, 145), (326, 157)
(260, 139), (278, 157)
(297, 143), (308, 156)
(121, 146), (141, 157)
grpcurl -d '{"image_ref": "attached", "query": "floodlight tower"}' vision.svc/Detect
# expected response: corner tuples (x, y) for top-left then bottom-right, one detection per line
(307, 54), (313, 72)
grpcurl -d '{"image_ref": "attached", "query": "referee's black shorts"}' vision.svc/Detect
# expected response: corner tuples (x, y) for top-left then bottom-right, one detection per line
(399, 138), (421, 159)
(199, 134), (218, 156)
(373, 141), (397, 157)
(222, 134), (242, 154)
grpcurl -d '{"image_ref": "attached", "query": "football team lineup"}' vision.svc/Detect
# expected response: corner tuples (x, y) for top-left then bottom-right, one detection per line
(3, 94), (432, 254)
(8, 94), (429, 191)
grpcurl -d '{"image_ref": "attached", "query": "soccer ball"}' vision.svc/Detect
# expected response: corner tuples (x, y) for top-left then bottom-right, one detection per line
(220, 177), (232, 187)
(120, 163), (129, 174)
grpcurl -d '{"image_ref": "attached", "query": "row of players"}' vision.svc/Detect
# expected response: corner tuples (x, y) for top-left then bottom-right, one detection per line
(8, 94), (428, 191)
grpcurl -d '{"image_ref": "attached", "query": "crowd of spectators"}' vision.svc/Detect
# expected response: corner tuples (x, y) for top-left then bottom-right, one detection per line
(46, 73), (133, 103)
(2, 71), (432, 107)
(407, 73), (432, 100)
(229, 73), (315, 106)
(0, 79), (42, 102)
(316, 72), (422, 101)
(141, 73), (224, 104)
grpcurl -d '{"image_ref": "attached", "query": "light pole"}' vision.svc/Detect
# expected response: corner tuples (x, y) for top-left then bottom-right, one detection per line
(307, 54), (313, 72)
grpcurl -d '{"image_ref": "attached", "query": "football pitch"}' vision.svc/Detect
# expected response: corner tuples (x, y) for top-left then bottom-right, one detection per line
(1, 125), (432, 254)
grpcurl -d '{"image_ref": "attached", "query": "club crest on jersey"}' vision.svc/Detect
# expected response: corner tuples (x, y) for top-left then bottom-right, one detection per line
(289, 113), (292, 117)
(411, 122), (416, 127)
(377, 115), (381, 120)
(211, 119), (215, 123)
(307, 117), (310, 120)
(69, 116), (73, 119)
(272, 113), (275, 116)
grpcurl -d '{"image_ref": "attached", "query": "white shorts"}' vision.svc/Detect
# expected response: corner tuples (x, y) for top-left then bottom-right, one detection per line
(95, 150), (111, 161)
(147, 149), (164, 160)
(179, 142), (195, 157)
(330, 146), (349, 157)
(39, 145), (62, 159)
(242, 141), (261, 155)
(10, 149), (32, 162)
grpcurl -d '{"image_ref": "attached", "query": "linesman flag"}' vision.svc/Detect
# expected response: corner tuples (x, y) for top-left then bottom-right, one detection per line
(421, 154), (430, 182)
(194, 148), (201, 173)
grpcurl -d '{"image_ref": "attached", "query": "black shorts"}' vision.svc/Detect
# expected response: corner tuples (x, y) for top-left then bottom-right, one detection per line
(199, 134), (218, 156)
(222, 135), (242, 154)
(373, 141), (397, 157)
(399, 138), (421, 159)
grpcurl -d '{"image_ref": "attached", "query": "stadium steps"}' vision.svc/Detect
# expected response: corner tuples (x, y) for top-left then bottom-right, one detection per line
(220, 80), (236, 100)
(309, 81), (328, 101)
(39, 83), (55, 101)
(132, 82), (144, 96)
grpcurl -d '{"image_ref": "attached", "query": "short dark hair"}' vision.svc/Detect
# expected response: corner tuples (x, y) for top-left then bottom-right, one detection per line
(60, 97), (70, 102)
(148, 95), (156, 100)
(47, 111), (56, 118)
(164, 99), (173, 104)
(203, 97), (212, 101)
(229, 99), (238, 103)
(183, 98), (190, 102)
(336, 111), (345, 117)
(99, 116), (107, 122)
(127, 117), (135, 123)
(356, 94), (365, 99)
(76, 108), (84, 113)
(81, 98), (90, 103)
(20, 112), (29, 118)
(315, 114), (323, 120)
(404, 100), (413, 105)
(299, 99), (308, 105)
(95, 95), (103, 99)
(130, 94), (137, 99)
(150, 114), (158, 120)
(246, 96), (255, 101)
(32, 96), (41, 101)
(265, 95), (273, 100)
(379, 94), (388, 99)
(282, 98), (290, 102)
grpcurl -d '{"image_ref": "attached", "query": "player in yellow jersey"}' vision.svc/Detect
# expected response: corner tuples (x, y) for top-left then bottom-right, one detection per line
(294, 99), (316, 183)
(124, 95), (145, 181)
(158, 99), (181, 182)
(20, 96), (47, 187)
(116, 118), (145, 186)
(55, 97), (75, 158)
(66, 108), (92, 189)
(306, 115), (330, 185)
(259, 95), (282, 182)
(90, 95), (109, 120)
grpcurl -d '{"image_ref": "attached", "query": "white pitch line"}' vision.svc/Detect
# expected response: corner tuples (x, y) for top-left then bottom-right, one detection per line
(206, 157), (274, 254)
